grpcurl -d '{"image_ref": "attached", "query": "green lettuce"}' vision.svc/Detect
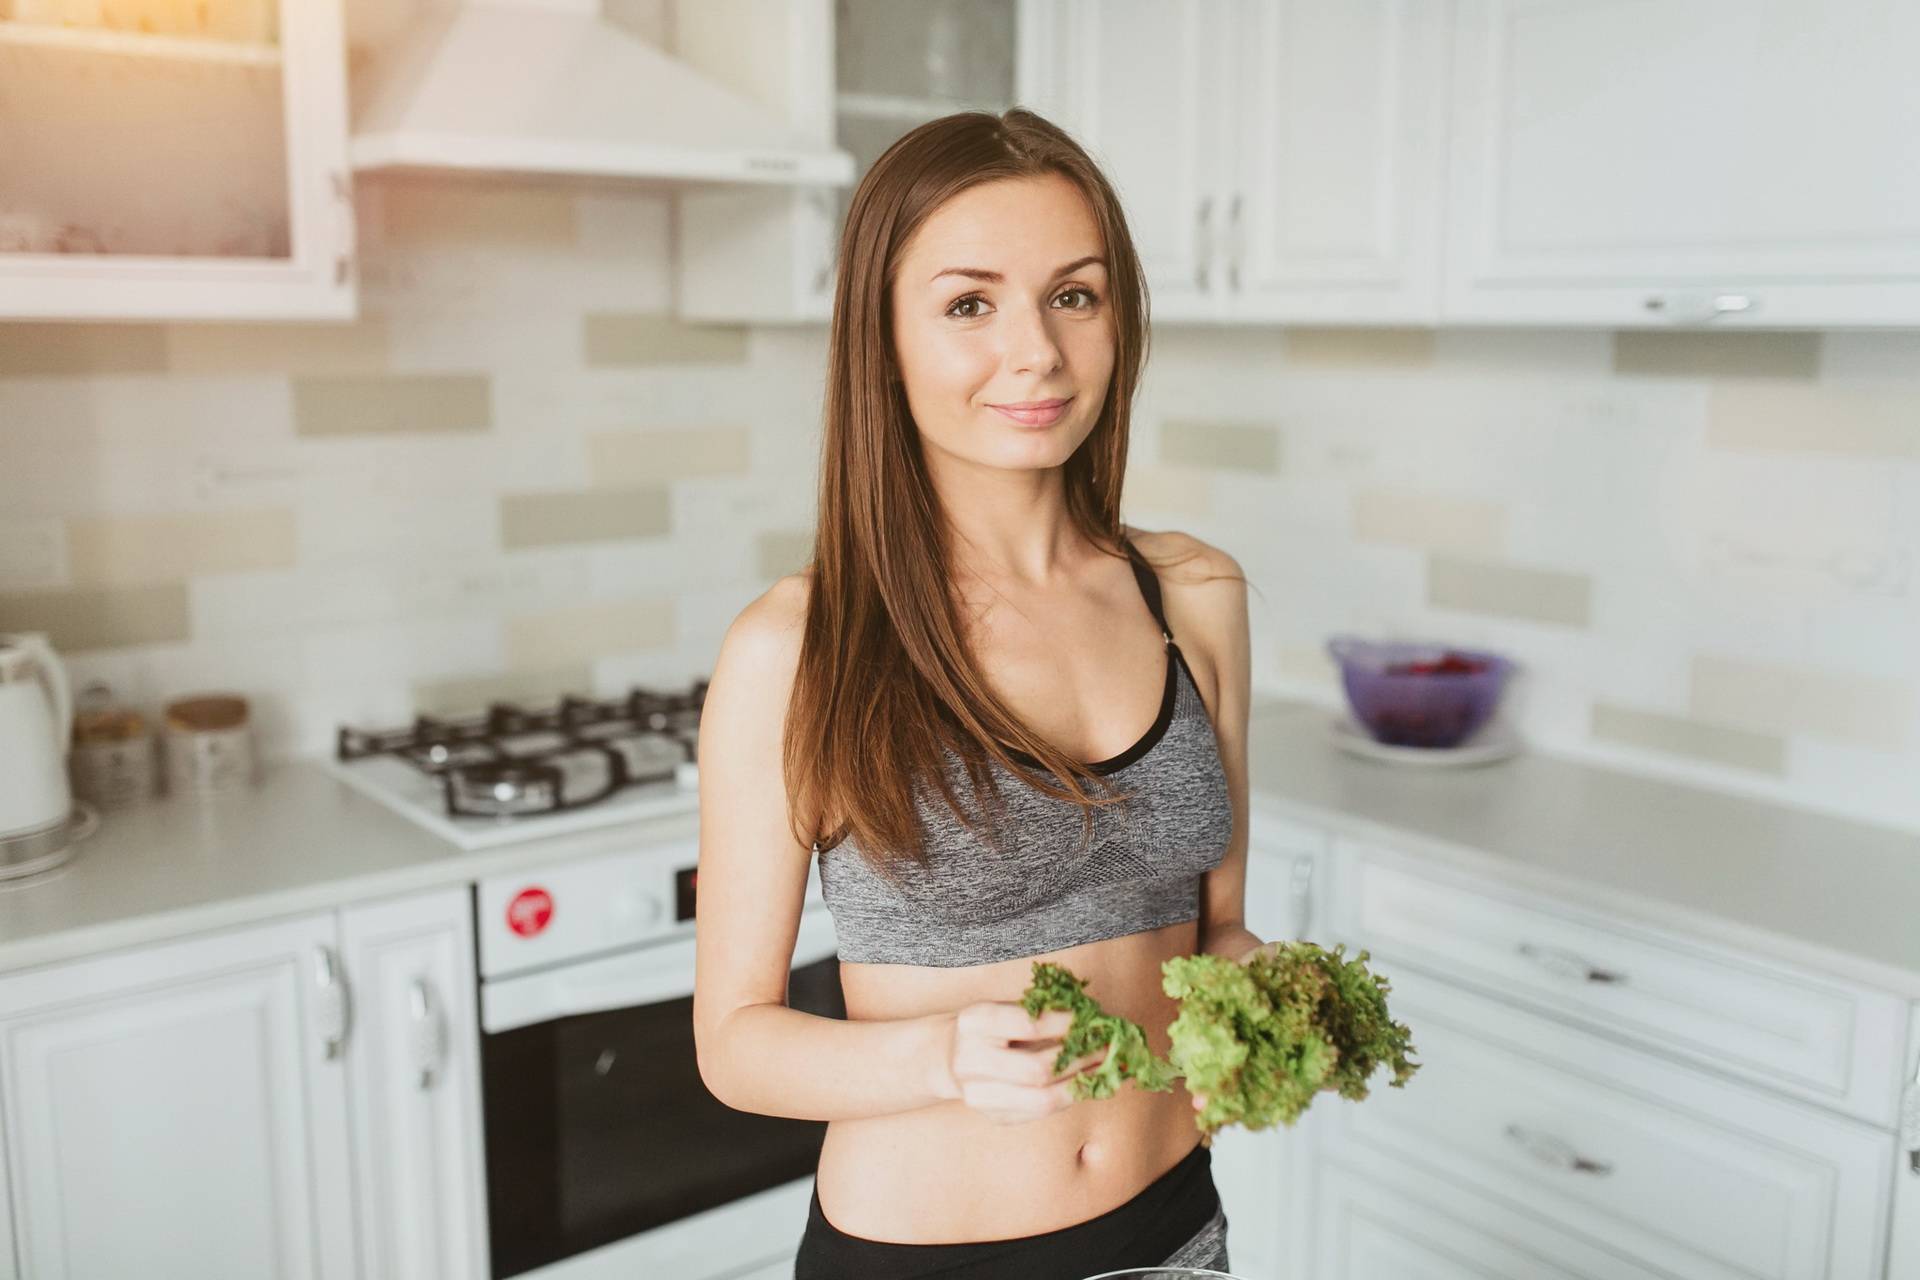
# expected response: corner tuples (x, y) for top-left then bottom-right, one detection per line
(1019, 960), (1178, 1100)
(1018, 941), (1420, 1140)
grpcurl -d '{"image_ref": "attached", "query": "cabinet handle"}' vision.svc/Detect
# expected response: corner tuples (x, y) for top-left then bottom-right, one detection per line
(1195, 196), (1213, 291)
(331, 168), (354, 287)
(408, 977), (449, 1092)
(1504, 1122), (1614, 1176)
(313, 944), (351, 1060)
(1517, 941), (1626, 985)
(1227, 191), (1242, 293)
(1642, 292), (1757, 323)
(809, 189), (835, 295)
(1289, 854), (1314, 939)
(1901, 1048), (1920, 1175)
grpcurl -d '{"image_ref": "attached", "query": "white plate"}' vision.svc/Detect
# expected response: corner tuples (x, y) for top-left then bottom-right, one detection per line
(1328, 710), (1522, 767)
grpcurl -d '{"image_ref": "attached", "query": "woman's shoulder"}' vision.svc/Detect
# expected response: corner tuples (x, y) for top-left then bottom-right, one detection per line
(1122, 525), (1244, 585)
(721, 568), (813, 680)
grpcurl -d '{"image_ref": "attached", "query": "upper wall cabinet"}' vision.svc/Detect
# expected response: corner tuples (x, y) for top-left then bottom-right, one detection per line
(0, 0), (357, 321)
(1019, 0), (1448, 325)
(1446, 0), (1920, 328)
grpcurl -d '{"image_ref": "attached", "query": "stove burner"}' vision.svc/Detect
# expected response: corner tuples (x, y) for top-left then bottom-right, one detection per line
(336, 679), (707, 819)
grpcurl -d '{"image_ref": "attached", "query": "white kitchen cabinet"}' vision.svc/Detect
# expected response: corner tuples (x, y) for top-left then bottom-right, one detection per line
(1019, 0), (1233, 324)
(1444, 0), (1920, 328)
(673, 0), (844, 324)
(1310, 1156), (1673, 1280)
(1020, 0), (1446, 326)
(1890, 1006), (1920, 1280)
(1329, 835), (1912, 1128)
(1332, 962), (1894, 1279)
(0, 0), (357, 321)
(339, 885), (490, 1280)
(1206, 808), (1335, 1280)
(1224, 0), (1448, 324)
(0, 911), (358, 1279)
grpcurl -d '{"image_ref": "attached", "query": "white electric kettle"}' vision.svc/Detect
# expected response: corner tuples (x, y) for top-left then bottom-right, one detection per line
(0, 632), (75, 841)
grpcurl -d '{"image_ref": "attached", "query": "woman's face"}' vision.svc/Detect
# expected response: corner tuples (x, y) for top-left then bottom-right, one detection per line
(889, 172), (1116, 473)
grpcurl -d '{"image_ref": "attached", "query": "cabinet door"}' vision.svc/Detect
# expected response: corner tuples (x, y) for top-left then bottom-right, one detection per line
(0, 0), (355, 320)
(0, 912), (356, 1279)
(1890, 1004), (1920, 1280)
(1328, 963), (1892, 1280)
(1225, 0), (1448, 324)
(1445, 0), (1920, 327)
(1019, 0), (1236, 323)
(1311, 1157), (1671, 1280)
(340, 885), (489, 1280)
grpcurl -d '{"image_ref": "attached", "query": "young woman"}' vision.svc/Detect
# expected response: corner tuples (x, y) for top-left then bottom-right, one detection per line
(693, 108), (1270, 1278)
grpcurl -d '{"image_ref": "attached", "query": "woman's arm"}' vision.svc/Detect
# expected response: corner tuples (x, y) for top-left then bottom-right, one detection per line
(1162, 535), (1266, 965)
(692, 574), (960, 1121)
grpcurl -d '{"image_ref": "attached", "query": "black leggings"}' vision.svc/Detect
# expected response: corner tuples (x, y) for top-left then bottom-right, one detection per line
(793, 1140), (1227, 1279)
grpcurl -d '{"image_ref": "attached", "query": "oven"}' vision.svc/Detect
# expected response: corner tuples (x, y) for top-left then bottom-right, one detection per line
(474, 838), (844, 1279)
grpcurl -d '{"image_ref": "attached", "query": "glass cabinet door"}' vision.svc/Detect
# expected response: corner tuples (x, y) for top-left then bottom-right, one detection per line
(0, 0), (354, 319)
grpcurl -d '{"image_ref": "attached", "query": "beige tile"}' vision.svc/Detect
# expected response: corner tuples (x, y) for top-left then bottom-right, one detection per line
(1611, 331), (1821, 379)
(166, 318), (390, 375)
(589, 426), (751, 484)
(584, 312), (749, 366)
(1284, 327), (1435, 368)
(1707, 382), (1918, 457)
(1160, 420), (1280, 474)
(1590, 701), (1788, 775)
(501, 487), (671, 550)
(507, 598), (674, 668)
(1352, 488), (1505, 555)
(756, 529), (815, 580)
(67, 509), (297, 586)
(0, 583), (190, 651)
(377, 179), (576, 246)
(293, 374), (491, 437)
(1428, 555), (1592, 627)
(0, 323), (167, 376)
(412, 664), (595, 716)
(1275, 642), (1339, 689)
(1121, 464), (1214, 517)
(1690, 654), (1913, 752)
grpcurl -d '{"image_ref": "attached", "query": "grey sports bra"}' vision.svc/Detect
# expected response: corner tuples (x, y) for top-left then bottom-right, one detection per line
(813, 537), (1234, 967)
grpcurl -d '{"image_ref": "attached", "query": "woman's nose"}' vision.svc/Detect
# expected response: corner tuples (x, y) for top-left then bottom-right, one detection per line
(1004, 304), (1065, 373)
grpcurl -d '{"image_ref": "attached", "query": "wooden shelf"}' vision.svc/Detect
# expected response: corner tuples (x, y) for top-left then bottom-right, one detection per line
(0, 19), (281, 68)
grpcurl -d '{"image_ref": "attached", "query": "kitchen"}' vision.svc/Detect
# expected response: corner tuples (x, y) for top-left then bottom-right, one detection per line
(2, 0), (1919, 1277)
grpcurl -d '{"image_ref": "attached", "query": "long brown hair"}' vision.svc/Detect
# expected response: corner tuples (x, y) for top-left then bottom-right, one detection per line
(785, 107), (1184, 884)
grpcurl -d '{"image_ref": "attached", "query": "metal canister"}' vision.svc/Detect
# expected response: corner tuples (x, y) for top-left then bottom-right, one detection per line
(69, 681), (156, 810)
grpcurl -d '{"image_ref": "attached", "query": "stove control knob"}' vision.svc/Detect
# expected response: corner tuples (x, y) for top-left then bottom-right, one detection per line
(610, 889), (663, 929)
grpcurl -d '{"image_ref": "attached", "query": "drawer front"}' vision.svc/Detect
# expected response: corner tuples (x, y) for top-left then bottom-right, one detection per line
(1325, 963), (1892, 1280)
(1330, 836), (1908, 1125)
(1312, 1157), (1670, 1280)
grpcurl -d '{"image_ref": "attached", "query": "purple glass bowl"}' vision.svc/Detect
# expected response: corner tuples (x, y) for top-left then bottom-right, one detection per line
(1325, 634), (1513, 749)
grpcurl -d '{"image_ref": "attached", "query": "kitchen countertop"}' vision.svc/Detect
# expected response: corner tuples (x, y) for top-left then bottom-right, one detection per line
(3, 694), (1918, 1001)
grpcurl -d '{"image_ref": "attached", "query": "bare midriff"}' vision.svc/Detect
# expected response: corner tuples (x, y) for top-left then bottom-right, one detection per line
(813, 916), (1206, 1244)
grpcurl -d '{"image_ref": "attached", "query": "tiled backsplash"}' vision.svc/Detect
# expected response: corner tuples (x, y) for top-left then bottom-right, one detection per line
(2, 176), (1916, 835)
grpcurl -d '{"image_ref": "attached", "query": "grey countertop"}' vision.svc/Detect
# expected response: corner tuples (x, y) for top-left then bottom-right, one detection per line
(4, 694), (1918, 999)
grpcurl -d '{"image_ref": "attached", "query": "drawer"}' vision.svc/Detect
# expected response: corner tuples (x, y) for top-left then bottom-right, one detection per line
(1329, 836), (1909, 1126)
(1312, 1157), (1670, 1280)
(1324, 963), (1892, 1280)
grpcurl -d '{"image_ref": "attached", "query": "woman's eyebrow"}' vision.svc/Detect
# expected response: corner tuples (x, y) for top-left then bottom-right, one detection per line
(928, 255), (1107, 285)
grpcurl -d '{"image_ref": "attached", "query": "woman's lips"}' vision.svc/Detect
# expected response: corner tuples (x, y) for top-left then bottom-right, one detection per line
(990, 396), (1072, 426)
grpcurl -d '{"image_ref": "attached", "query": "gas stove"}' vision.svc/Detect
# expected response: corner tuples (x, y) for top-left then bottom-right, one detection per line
(327, 681), (706, 849)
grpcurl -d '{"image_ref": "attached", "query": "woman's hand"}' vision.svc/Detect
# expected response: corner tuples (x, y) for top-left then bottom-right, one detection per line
(929, 1003), (1112, 1125)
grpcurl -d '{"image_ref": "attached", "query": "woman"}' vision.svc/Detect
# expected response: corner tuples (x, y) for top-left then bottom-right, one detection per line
(692, 108), (1270, 1278)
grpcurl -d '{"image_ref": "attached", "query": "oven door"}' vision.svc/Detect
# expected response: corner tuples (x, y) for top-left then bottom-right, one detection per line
(479, 909), (844, 1279)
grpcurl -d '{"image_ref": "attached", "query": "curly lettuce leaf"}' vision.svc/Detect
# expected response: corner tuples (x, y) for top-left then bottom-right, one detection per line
(1164, 941), (1419, 1141)
(1019, 960), (1177, 1100)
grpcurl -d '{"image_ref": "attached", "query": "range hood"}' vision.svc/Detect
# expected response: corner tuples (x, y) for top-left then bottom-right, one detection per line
(348, 0), (855, 187)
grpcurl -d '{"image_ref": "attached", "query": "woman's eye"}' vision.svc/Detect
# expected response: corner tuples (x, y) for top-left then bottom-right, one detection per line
(944, 287), (1100, 319)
